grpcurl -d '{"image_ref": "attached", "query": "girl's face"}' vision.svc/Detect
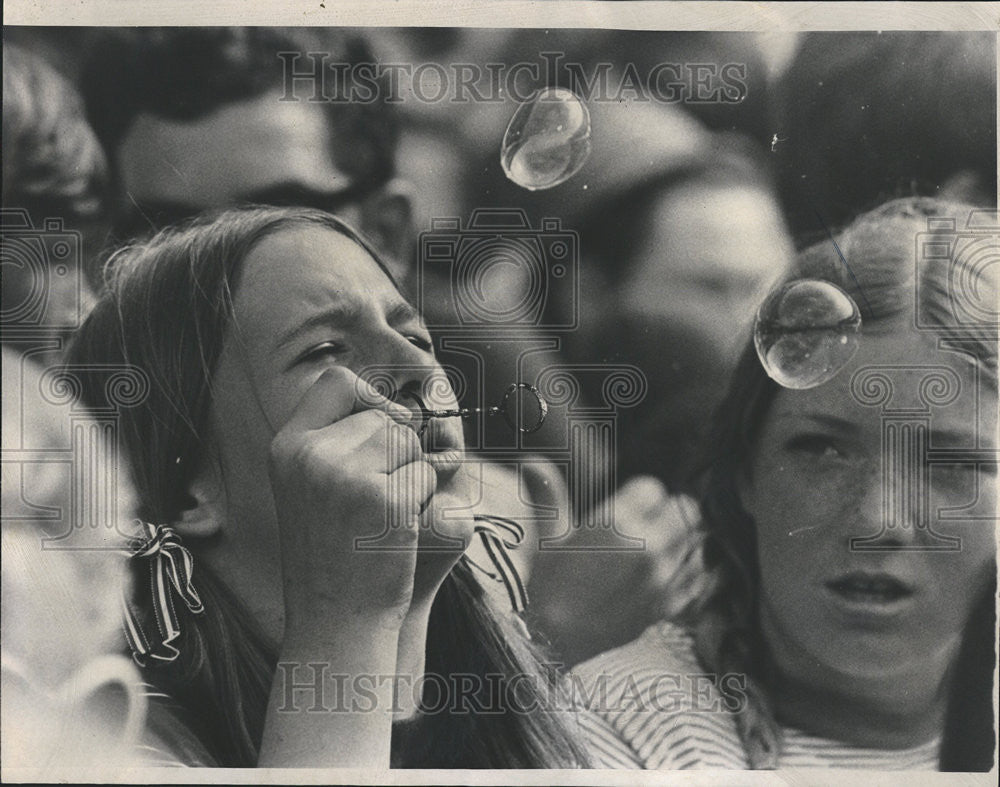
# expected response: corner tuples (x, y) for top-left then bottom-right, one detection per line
(741, 322), (996, 697)
(195, 225), (465, 639)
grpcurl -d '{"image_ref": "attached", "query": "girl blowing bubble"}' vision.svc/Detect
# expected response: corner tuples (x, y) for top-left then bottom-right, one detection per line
(67, 206), (593, 768)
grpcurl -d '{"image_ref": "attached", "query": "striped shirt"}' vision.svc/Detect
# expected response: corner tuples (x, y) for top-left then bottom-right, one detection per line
(573, 621), (941, 770)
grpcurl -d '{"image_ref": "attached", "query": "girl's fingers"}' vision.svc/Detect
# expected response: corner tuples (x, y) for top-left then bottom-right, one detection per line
(282, 366), (413, 433)
(387, 459), (438, 524)
(332, 410), (424, 474)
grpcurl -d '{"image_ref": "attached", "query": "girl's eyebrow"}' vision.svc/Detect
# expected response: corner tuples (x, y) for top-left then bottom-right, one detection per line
(776, 413), (860, 433)
(386, 300), (423, 328)
(928, 428), (988, 447)
(775, 412), (988, 452)
(275, 301), (422, 352)
(275, 302), (361, 349)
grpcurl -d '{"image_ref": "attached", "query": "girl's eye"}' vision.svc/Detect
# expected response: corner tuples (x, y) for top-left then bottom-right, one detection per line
(302, 342), (346, 362)
(932, 461), (997, 484)
(786, 434), (844, 460)
(405, 334), (434, 353)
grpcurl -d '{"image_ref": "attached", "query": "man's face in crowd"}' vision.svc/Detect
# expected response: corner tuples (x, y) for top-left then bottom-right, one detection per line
(113, 90), (412, 280)
(568, 180), (792, 488)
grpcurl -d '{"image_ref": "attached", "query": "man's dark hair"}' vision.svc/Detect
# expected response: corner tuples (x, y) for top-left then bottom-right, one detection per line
(773, 32), (997, 240)
(573, 131), (776, 284)
(81, 27), (398, 190)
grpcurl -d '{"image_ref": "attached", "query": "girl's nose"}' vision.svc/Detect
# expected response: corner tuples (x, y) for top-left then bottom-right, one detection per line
(358, 331), (437, 398)
(850, 460), (926, 549)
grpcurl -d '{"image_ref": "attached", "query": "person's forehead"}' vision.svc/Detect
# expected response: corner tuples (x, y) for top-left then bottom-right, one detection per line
(768, 327), (995, 443)
(116, 92), (354, 208)
(234, 225), (399, 323)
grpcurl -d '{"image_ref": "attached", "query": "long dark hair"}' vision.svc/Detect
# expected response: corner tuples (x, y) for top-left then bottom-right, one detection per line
(66, 205), (590, 768)
(678, 197), (998, 769)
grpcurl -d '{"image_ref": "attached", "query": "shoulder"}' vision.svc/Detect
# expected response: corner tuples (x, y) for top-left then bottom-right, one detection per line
(571, 621), (747, 770)
(573, 620), (701, 687)
(133, 685), (219, 767)
(573, 707), (645, 769)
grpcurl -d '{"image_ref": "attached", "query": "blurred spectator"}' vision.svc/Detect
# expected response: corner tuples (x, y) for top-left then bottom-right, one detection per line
(1, 28), (91, 81)
(773, 32), (997, 241)
(360, 27), (519, 169)
(2, 44), (145, 775)
(394, 116), (476, 247)
(476, 97), (793, 666)
(483, 98), (793, 495)
(2, 44), (109, 354)
(560, 133), (792, 493)
(80, 28), (414, 281)
(2, 348), (143, 774)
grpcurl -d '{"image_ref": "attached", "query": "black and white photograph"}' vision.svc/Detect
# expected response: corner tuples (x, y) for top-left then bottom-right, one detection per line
(2, 2), (997, 782)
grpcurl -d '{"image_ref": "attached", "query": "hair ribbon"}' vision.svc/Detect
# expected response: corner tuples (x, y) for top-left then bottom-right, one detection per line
(122, 521), (204, 666)
(469, 514), (529, 614)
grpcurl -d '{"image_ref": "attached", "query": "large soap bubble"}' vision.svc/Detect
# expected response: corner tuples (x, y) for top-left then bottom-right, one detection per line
(501, 87), (591, 191)
(754, 279), (862, 389)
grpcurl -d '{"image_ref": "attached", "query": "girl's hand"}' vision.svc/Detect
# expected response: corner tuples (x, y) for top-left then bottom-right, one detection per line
(410, 463), (478, 609)
(268, 367), (435, 636)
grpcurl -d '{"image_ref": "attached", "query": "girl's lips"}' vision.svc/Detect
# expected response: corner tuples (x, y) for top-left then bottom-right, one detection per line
(826, 572), (914, 599)
(424, 447), (464, 480)
(421, 418), (465, 480)
(823, 572), (917, 621)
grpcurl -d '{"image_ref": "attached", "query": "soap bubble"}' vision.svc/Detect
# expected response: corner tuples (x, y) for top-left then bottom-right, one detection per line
(754, 279), (862, 389)
(501, 87), (591, 191)
(500, 382), (548, 434)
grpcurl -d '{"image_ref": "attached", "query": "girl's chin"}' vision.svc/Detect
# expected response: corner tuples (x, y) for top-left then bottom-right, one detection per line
(425, 448), (465, 482)
(418, 491), (475, 552)
(797, 630), (950, 687)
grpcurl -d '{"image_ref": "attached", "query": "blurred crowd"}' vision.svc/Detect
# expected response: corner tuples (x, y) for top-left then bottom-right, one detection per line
(2, 27), (996, 772)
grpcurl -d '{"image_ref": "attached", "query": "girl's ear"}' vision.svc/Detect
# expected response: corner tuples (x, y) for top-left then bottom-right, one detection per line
(172, 465), (224, 540)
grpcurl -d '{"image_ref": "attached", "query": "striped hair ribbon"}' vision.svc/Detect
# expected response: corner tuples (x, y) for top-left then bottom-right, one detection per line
(122, 521), (204, 666)
(469, 514), (529, 613)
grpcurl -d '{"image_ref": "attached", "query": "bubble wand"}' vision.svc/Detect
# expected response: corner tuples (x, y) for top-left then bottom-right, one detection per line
(406, 382), (549, 435)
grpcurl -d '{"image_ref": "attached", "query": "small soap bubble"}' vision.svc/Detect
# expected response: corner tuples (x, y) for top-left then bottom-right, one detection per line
(500, 383), (548, 434)
(754, 279), (862, 389)
(501, 87), (591, 191)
